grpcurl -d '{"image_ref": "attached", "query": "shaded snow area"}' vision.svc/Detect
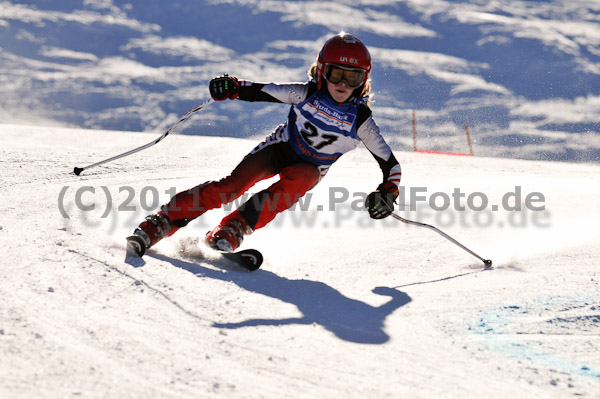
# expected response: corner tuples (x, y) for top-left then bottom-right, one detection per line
(1, 0), (599, 162)
(1, 124), (598, 398)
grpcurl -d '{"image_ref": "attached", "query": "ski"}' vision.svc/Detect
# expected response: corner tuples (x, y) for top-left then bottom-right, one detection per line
(218, 249), (263, 271)
(126, 235), (263, 271)
(126, 235), (146, 257)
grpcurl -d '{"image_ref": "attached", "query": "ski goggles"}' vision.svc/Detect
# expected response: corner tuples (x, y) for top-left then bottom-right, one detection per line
(323, 63), (367, 88)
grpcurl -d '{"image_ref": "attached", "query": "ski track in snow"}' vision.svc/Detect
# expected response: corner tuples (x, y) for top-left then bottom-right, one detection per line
(1, 124), (599, 398)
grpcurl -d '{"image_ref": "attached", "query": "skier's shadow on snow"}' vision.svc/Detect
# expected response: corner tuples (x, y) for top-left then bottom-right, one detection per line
(153, 253), (411, 344)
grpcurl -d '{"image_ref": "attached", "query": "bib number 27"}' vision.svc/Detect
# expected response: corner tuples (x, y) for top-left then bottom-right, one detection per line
(300, 121), (338, 150)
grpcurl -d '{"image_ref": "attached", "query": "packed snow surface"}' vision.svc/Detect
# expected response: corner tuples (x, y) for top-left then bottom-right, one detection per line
(1, 124), (598, 398)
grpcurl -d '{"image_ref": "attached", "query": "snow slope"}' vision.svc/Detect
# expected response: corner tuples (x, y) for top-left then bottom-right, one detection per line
(1, 123), (599, 398)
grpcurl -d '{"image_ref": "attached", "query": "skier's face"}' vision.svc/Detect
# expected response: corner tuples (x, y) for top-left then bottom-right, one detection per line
(326, 79), (354, 103)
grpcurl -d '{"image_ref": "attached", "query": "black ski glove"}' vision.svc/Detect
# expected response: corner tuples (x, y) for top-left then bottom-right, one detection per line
(209, 74), (240, 101)
(365, 181), (399, 219)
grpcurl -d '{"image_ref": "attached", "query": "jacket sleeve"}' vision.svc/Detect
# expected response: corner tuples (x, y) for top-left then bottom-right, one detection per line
(356, 106), (402, 188)
(237, 80), (312, 104)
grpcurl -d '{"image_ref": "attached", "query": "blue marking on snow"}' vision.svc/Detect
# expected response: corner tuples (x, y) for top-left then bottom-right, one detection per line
(464, 295), (600, 380)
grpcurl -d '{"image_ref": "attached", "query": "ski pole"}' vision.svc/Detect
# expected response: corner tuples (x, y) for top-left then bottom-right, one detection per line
(73, 98), (214, 176)
(391, 213), (492, 267)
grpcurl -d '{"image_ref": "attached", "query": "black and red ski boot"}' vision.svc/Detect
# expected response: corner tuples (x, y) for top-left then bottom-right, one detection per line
(126, 212), (172, 257)
(206, 214), (253, 252)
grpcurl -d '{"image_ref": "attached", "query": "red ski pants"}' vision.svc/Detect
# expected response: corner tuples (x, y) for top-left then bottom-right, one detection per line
(162, 143), (320, 235)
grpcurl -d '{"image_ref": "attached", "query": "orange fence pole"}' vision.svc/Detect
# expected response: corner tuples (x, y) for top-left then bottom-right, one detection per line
(464, 124), (474, 156)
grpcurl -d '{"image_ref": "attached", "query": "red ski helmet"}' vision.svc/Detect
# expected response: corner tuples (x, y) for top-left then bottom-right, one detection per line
(316, 32), (372, 92)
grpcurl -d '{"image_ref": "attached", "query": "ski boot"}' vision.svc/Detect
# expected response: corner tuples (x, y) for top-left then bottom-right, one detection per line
(206, 214), (253, 252)
(126, 211), (172, 257)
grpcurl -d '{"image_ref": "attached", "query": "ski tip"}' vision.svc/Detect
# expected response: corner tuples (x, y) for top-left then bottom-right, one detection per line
(73, 167), (84, 176)
(241, 249), (263, 271)
(220, 249), (263, 271)
(126, 235), (146, 257)
(483, 259), (493, 268)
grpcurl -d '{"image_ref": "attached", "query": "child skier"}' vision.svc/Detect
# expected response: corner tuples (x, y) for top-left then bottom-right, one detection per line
(127, 32), (402, 257)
